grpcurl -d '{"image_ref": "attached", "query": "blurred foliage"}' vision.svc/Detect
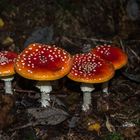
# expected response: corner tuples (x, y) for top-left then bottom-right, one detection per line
(104, 132), (124, 140)
(132, 118), (140, 126)
(0, 18), (4, 28)
(56, 0), (76, 11)
(56, 0), (83, 14)
(0, 0), (16, 12)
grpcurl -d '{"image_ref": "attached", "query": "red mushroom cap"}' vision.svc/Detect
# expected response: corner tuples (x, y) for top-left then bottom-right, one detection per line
(15, 43), (73, 80)
(91, 44), (128, 70)
(67, 53), (115, 83)
(0, 51), (18, 77)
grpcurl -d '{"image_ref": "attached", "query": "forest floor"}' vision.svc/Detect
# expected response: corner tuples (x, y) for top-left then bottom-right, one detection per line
(0, 0), (140, 140)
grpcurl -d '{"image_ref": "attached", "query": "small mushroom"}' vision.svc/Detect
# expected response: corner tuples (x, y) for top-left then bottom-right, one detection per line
(0, 51), (18, 94)
(15, 43), (73, 107)
(91, 44), (128, 94)
(67, 53), (115, 111)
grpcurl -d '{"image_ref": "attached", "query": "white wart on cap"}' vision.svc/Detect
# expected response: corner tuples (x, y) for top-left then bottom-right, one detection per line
(67, 53), (115, 83)
(0, 51), (18, 77)
(15, 43), (73, 80)
(91, 44), (128, 70)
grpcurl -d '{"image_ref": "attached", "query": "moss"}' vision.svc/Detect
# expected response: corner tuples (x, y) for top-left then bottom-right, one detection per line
(104, 132), (124, 140)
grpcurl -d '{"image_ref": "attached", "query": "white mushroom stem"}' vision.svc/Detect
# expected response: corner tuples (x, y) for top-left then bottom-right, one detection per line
(36, 81), (52, 107)
(80, 83), (95, 111)
(102, 81), (109, 94)
(1, 76), (14, 94)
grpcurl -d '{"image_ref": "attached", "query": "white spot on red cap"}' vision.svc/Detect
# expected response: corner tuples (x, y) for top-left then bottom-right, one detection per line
(0, 51), (17, 66)
(16, 44), (71, 73)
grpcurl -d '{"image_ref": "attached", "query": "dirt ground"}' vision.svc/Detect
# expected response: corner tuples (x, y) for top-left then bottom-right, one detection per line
(0, 0), (140, 140)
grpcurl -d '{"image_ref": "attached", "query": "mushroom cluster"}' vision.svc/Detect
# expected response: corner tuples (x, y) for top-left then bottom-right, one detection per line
(67, 43), (128, 112)
(15, 43), (73, 107)
(0, 42), (128, 112)
(0, 51), (18, 94)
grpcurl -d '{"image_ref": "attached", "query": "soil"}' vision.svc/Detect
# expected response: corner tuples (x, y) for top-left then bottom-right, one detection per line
(0, 0), (140, 140)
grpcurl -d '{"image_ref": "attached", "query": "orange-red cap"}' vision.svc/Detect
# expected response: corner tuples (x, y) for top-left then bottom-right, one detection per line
(67, 53), (115, 83)
(0, 51), (18, 77)
(15, 43), (73, 80)
(91, 44), (128, 70)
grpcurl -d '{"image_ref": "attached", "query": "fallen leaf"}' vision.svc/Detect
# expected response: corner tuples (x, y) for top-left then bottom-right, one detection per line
(0, 131), (10, 140)
(105, 115), (116, 132)
(88, 122), (101, 133)
(0, 18), (4, 28)
(27, 107), (69, 125)
(68, 115), (80, 128)
(2, 36), (14, 46)
(122, 127), (140, 139)
(24, 26), (53, 49)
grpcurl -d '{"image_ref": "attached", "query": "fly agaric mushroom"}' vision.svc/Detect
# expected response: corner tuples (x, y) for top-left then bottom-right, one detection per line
(91, 44), (128, 93)
(15, 43), (73, 107)
(0, 51), (18, 94)
(67, 53), (115, 111)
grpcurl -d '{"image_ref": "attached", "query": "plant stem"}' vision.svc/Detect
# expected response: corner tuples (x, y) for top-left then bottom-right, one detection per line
(36, 81), (52, 107)
(1, 77), (14, 94)
(102, 81), (109, 94)
(80, 83), (95, 111)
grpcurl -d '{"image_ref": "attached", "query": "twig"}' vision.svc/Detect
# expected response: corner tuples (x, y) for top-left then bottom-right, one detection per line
(62, 36), (113, 46)
(80, 37), (112, 43)
(128, 47), (140, 62)
(119, 39), (126, 52)
(70, 36), (113, 43)
(14, 89), (37, 94)
(126, 40), (140, 43)
(119, 38), (140, 61)
(122, 91), (140, 101)
(61, 36), (79, 46)
(10, 122), (45, 131)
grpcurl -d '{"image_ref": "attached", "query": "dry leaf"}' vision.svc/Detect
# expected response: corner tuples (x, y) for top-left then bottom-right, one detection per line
(27, 107), (69, 125)
(2, 37), (14, 46)
(122, 127), (140, 139)
(88, 122), (101, 133)
(0, 18), (4, 28)
(0, 95), (15, 129)
(105, 115), (116, 132)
